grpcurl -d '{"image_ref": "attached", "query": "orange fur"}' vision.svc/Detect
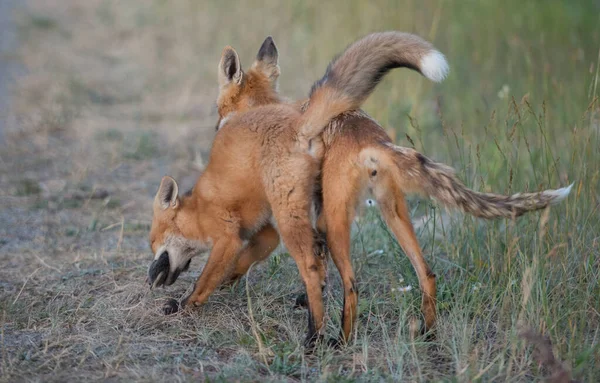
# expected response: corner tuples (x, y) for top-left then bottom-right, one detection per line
(207, 36), (569, 342)
(148, 31), (448, 346)
(148, 32), (571, 345)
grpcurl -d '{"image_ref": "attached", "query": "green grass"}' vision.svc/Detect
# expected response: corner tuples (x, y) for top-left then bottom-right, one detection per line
(1, 0), (598, 381)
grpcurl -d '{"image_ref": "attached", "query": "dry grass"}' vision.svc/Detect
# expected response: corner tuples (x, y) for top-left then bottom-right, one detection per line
(1, 0), (599, 381)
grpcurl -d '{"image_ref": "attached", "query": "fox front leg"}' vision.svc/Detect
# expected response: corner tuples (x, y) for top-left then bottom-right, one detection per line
(163, 236), (243, 314)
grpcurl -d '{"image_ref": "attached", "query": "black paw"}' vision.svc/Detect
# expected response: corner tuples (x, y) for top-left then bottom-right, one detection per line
(327, 337), (346, 349)
(293, 293), (308, 309)
(163, 298), (181, 315)
(303, 332), (323, 351)
(419, 323), (436, 342)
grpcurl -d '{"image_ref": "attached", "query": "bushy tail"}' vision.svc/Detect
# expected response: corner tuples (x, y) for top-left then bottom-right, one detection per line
(386, 145), (572, 219)
(299, 31), (449, 140)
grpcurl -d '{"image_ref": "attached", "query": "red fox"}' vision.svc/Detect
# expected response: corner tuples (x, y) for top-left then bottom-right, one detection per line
(147, 32), (572, 346)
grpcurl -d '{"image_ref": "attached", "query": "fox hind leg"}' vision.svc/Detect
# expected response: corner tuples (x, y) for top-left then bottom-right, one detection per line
(294, 229), (329, 309)
(323, 203), (358, 344)
(376, 185), (437, 332)
(276, 212), (326, 347)
(267, 166), (327, 347)
(321, 167), (362, 345)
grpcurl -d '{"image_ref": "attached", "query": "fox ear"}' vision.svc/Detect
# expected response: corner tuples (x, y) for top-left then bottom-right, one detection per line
(156, 176), (179, 210)
(253, 36), (280, 86)
(256, 36), (278, 66)
(218, 46), (243, 87)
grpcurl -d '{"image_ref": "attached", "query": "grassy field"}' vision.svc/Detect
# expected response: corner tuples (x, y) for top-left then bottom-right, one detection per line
(1, 0), (599, 381)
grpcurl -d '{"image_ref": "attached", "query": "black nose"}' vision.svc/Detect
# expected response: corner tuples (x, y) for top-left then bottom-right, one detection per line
(148, 251), (170, 288)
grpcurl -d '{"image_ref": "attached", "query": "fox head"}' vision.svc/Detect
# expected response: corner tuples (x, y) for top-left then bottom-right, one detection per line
(148, 38), (282, 288)
(215, 36), (281, 130)
(147, 176), (211, 288)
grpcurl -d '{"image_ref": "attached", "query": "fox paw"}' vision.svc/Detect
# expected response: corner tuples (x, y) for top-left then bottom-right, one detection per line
(163, 298), (180, 315)
(327, 337), (346, 349)
(294, 293), (308, 309)
(303, 332), (323, 351)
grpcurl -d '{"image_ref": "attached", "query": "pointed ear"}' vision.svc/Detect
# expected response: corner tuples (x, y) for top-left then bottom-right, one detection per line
(155, 176), (179, 210)
(218, 46), (243, 87)
(256, 36), (278, 66)
(252, 36), (280, 86)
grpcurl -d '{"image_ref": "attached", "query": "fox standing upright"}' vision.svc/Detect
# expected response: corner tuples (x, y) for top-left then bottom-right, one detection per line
(147, 32), (572, 346)
(208, 34), (571, 342)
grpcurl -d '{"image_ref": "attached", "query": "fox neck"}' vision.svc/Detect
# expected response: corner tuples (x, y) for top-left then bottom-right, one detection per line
(175, 193), (213, 244)
(244, 70), (282, 106)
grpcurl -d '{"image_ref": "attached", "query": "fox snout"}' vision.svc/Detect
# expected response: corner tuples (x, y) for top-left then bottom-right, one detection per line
(148, 251), (170, 288)
(147, 251), (193, 288)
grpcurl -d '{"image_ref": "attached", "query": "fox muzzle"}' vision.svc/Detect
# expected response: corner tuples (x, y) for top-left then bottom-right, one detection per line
(147, 251), (192, 288)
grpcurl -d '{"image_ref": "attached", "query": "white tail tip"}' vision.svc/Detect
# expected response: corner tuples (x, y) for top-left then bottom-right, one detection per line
(547, 183), (574, 204)
(420, 50), (449, 83)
